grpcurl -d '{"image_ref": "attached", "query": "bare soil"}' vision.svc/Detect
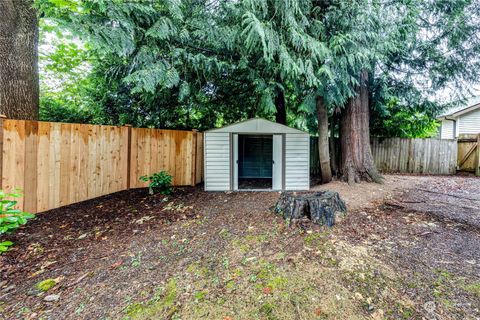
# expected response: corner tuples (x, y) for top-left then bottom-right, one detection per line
(1, 175), (479, 320)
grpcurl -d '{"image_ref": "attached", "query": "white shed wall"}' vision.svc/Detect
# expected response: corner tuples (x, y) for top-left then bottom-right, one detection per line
(440, 120), (455, 139)
(204, 133), (230, 191)
(284, 134), (310, 190)
(458, 108), (480, 135)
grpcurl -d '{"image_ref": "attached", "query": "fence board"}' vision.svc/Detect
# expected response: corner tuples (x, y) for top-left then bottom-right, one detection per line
(0, 120), (203, 213)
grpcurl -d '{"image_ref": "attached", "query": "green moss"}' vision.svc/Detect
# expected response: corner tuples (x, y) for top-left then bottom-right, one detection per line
(124, 278), (178, 319)
(193, 291), (207, 302)
(186, 262), (210, 278)
(464, 283), (480, 297)
(35, 279), (57, 292)
(124, 302), (145, 316)
(232, 239), (251, 253)
(267, 276), (288, 290)
(225, 280), (236, 290)
(304, 233), (322, 246)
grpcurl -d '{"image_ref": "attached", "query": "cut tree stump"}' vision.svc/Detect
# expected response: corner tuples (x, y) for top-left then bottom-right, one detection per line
(274, 191), (347, 227)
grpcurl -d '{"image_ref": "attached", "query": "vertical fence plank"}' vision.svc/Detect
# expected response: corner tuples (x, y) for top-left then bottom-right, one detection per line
(37, 122), (50, 212)
(191, 131), (197, 186)
(23, 121), (38, 213)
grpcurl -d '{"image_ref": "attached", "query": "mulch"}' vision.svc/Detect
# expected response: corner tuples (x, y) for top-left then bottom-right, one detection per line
(1, 187), (201, 286)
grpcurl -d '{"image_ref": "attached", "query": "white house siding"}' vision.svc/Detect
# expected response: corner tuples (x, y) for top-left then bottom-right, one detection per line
(284, 134), (310, 190)
(204, 133), (230, 191)
(458, 108), (480, 135)
(440, 120), (455, 139)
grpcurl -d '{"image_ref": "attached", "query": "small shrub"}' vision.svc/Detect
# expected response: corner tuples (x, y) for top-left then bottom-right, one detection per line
(0, 190), (35, 253)
(140, 171), (173, 195)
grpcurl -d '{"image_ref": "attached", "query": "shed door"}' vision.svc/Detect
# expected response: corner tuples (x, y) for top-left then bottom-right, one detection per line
(272, 134), (283, 190)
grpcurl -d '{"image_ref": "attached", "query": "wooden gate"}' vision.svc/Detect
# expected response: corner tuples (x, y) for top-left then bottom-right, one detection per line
(457, 134), (480, 175)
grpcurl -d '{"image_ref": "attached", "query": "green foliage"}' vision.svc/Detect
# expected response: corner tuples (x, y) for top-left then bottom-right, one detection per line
(371, 98), (440, 138)
(36, 0), (480, 136)
(38, 18), (105, 124)
(0, 191), (35, 253)
(0, 241), (13, 254)
(40, 96), (102, 124)
(140, 171), (173, 195)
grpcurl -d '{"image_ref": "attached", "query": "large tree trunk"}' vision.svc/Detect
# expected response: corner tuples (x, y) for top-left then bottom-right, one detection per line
(329, 110), (339, 177)
(275, 87), (287, 125)
(316, 96), (332, 183)
(339, 70), (383, 184)
(0, 0), (39, 120)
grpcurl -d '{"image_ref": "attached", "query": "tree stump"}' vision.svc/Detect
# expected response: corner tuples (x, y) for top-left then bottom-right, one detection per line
(274, 191), (347, 227)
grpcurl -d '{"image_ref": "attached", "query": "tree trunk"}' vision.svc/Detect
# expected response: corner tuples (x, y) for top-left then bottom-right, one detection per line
(0, 0), (39, 120)
(275, 87), (287, 125)
(339, 70), (383, 184)
(329, 110), (338, 176)
(316, 96), (332, 183)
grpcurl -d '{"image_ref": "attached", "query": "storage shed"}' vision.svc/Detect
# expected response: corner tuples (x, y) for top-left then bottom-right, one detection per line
(204, 118), (310, 191)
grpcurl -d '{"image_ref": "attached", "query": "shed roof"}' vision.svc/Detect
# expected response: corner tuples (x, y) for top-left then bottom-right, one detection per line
(206, 118), (308, 134)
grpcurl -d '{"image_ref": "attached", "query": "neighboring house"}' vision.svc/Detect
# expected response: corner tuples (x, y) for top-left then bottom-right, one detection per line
(437, 97), (480, 139)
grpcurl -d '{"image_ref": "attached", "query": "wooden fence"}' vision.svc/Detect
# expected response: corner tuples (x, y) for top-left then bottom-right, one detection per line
(371, 137), (457, 174)
(0, 119), (203, 213)
(310, 137), (458, 176)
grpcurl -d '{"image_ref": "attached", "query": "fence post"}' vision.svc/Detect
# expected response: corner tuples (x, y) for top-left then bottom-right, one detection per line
(191, 130), (198, 186)
(476, 134), (480, 177)
(0, 115), (6, 190)
(125, 125), (133, 189)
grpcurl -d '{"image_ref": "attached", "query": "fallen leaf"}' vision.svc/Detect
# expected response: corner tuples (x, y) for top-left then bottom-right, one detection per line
(110, 261), (123, 269)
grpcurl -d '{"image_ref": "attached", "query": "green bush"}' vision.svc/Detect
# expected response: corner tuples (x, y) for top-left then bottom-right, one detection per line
(0, 191), (35, 253)
(140, 171), (173, 195)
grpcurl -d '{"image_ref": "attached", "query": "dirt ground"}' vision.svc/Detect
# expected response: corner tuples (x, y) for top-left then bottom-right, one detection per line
(1, 175), (479, 320)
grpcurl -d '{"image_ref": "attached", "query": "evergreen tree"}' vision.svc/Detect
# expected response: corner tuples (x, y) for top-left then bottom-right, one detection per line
(38, 0), (480, 184)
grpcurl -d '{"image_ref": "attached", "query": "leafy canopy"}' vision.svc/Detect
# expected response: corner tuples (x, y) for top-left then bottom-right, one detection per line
(36, 0), (480, 136)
